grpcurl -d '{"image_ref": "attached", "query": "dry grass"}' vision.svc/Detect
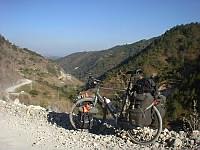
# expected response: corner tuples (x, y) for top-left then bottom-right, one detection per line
(15, 81), (75, 112)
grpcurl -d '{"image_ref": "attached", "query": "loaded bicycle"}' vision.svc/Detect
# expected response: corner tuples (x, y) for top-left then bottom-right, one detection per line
(69, 69), (165, 145)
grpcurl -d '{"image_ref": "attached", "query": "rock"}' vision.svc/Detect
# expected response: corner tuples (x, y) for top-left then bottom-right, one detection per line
(93, 142), (98, 147)
(1, 98), (200, 150)
(173, 138), (182, 147)
(92, 135), (100, 140)
(140, 147), (150, 150)
(163, 128), (169, 134)
(175, 134), (180, 138)
(190, 139), (195, 145)
(14, 98), (20, 105)
(121, 132), (127, 139)
(0, 100), (6, 104)
(191, 130), (199, 139)
(190, 130), (200, 144)
(151, 142), (160, 149)
(82, 138), (87, 142)
(179, 130), (184, 135)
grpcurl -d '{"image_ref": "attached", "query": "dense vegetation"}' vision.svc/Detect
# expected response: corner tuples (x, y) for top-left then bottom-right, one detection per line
(57, 38), (155, 80)
(101, 23), (200, 124)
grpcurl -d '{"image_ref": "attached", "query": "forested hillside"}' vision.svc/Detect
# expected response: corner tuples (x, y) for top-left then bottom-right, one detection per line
(57, 39), (155, 80)
(0, 35), (81, 111)
(102, 23), (200, 121)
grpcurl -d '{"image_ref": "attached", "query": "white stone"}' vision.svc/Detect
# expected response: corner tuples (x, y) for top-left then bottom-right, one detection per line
(14, 98), (20, 105)
(153, 142), (160, 148)
(190, 140), (195, 145)
(163, 128), (169, 133)
(173, 138), (182, 147)
(192, 130), (199, 139)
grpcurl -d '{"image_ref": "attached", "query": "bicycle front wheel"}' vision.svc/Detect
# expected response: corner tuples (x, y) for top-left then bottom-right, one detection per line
(69, 98), (106, 132)
(127, 106), (162, 145)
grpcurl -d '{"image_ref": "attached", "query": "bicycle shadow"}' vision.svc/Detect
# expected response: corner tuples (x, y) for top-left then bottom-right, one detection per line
(47, 111), (73, 130)
(47, 111), (116, 135)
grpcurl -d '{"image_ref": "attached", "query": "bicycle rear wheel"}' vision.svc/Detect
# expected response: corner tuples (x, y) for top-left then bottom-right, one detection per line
(127, 106), (162, 145)
(69, 98), (106, 132)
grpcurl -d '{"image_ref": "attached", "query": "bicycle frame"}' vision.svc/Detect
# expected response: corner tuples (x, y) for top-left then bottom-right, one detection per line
(90, 74), (159, 127)
(93, 85), (118, 119)
(90, 79), (131, 123)
(70, 72), (163, 145)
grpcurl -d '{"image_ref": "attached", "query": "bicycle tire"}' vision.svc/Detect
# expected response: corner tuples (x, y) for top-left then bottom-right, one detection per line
(69, 98), (107, 132)
(127, 105), (162, 145)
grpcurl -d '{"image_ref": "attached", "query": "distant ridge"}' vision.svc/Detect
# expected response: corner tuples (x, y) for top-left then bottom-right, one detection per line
(57, 38), (155, 80)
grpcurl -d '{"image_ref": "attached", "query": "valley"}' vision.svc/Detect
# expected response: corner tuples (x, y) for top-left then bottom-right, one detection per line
(0, 22), (200, 149)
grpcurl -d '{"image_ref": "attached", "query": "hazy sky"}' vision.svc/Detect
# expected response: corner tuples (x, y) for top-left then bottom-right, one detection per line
(0, 0), (200, 56)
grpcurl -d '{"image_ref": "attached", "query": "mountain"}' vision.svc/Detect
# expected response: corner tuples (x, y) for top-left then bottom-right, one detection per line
(0, 35), (82, 111)
(0, 35), (68, 89)
(57, 39), (155, 80)
(45, 55), (61, 61)
(101, 23), (200, 121)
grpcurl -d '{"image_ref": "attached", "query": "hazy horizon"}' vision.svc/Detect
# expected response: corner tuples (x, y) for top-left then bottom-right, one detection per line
(1, 0), (200, 56)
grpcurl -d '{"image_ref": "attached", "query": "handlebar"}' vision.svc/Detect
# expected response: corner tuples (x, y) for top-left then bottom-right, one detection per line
(86, 69), (143, 90)
(88, 76), (102, 84)
(126, 69), (143, 76)
(85, 76), (102, 89)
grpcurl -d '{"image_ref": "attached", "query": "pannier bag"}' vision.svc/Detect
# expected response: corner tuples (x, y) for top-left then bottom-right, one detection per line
(78, 102), (94, 129)
(129, 77), (166, 127)
(129, 93), (154, 126)
(78, 112), (93, 129)
(133, 78), (157, 96)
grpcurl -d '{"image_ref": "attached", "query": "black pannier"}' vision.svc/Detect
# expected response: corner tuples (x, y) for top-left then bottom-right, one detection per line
(132, 78), (157, 96)
(129, 93), (154, 126)
(129, 78), (166, 126)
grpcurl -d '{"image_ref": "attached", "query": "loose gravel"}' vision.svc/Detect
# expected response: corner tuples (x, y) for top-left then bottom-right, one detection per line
(0, 100), (199, 150)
